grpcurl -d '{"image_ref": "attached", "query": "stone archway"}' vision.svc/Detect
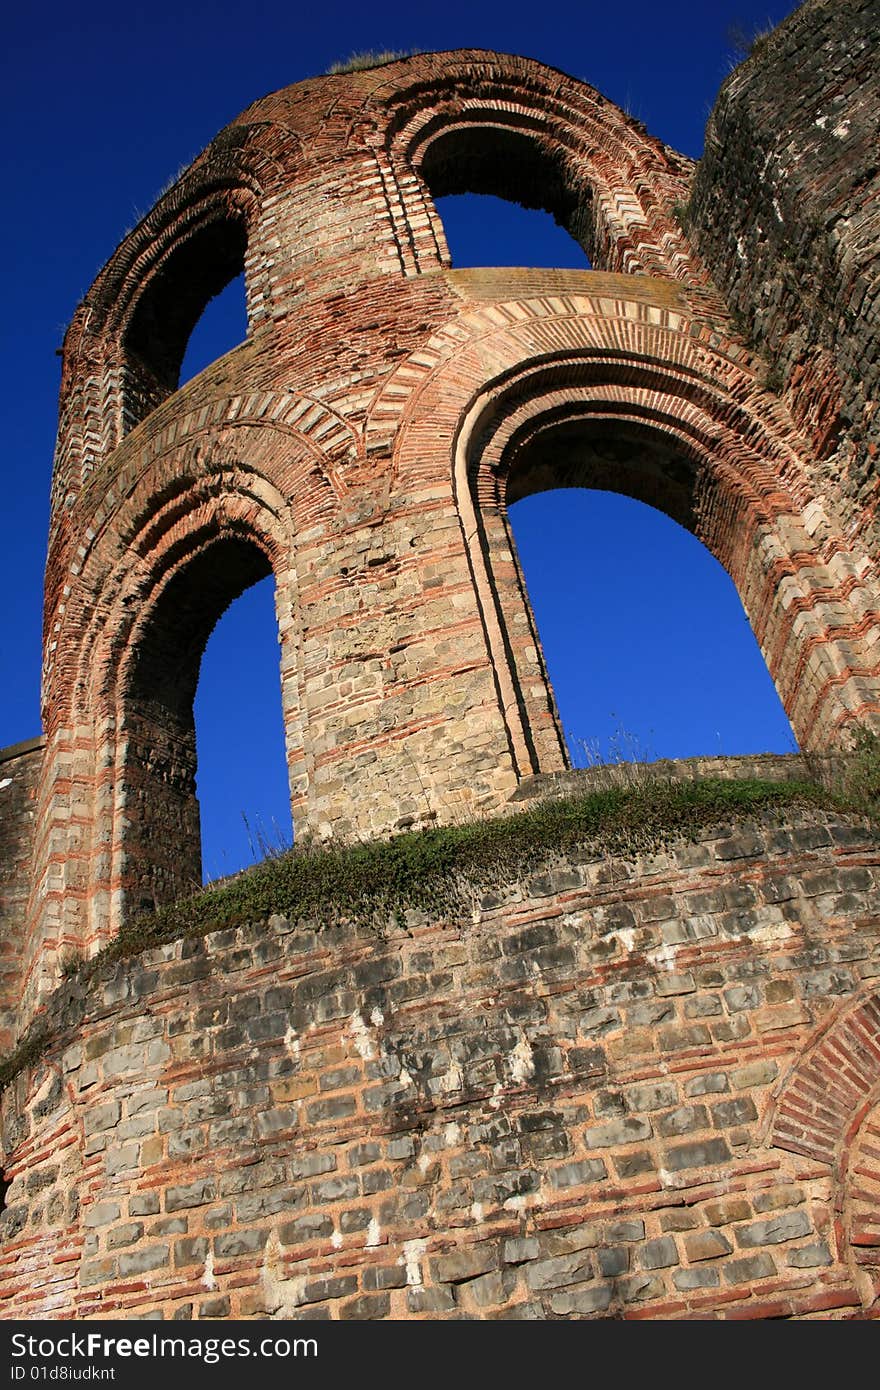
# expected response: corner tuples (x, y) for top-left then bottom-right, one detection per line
(370, 52), (704, 286)
(381, 279), (880, 776)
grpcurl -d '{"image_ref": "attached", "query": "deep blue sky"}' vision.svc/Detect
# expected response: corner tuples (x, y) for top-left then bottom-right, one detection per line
(2, 0), (800, 878)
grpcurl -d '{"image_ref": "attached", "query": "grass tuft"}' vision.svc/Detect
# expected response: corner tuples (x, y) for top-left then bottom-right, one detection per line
(326, 49), (415, 75)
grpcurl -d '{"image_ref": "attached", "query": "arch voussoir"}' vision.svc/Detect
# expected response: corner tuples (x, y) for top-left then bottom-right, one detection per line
(33, 443), (307, 972)
(381, 294), (880, 769)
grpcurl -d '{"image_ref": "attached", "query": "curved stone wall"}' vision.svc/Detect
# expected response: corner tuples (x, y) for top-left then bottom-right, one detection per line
(0, 741), (42, 1055)
(690, 0), (880, 542)
(2, 803), (878, 1319)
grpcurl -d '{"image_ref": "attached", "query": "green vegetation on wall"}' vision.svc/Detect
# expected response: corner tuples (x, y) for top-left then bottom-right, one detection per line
(3, 759), (878, 1093)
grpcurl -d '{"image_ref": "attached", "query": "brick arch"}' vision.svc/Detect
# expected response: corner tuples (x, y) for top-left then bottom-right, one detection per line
(79, 468), (294, 717)
(105, 527), (274, 921)
(29, 458), (306, 988)
(383, 297), (880, 772)
(53, 119), (300, 503)
(768, 990), (880, 1168)
(43, 397), (354, 715)
(454, 361), (800, 777)
(365, 53), (702, 285)
(369, 281), (770, 463)
(36, 406), (353, 982)
(767, 991), (880, 1314)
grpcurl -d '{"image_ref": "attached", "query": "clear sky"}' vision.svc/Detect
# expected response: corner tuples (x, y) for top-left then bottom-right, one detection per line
(2, 0), (800, 879)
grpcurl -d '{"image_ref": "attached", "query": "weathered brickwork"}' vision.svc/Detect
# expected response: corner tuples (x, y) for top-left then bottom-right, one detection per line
(12, 30), (878, 1018)
(690, 0), (880, 545)
(1, 4), (878, 1321)
(0, 741), (43, 1055)
(1, 805), (879, 1319)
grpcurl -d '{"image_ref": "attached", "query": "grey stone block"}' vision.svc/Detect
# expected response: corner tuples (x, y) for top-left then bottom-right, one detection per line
(736, 1211), (811, 1247)
(723, 1254), (776, 1283)
(118, 1245), (169, 1276)
(548, 1284), (613, 1315)
(662, 1138), (731, 1171)
(641, 1236), (678, 1270)
(674, 1267), (720, 1290)
(526, 1252), (594, 1291)
(549, 1158), (607, 1188)
(166, 1179), (216, 1212)
(584, 1116), (651, 1148)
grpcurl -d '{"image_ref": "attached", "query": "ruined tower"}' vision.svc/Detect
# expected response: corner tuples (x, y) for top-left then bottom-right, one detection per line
(1, 0), (879, 1319)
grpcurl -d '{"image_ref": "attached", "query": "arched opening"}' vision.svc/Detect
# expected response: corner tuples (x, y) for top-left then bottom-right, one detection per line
(179, 272), (248, 385)
(195, 574), (292, 882)
(435, 194), (589, 271)
(122, 216), (248, 431)
(459, 383), (803, 781)
(418, 124), (594, 265)
(120, 533), (282, 913)
(509, 489), (795, 767)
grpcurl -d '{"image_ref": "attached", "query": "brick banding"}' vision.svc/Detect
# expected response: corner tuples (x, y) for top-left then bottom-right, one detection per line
(1, 8), (879, 1319)
(20, 38), (880, 1034)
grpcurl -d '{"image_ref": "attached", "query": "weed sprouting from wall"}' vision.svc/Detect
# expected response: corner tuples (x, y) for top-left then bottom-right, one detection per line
(832, 725), (880, 818)
(68, 778), (845, 953)
(60, 949), (85, 979)
(725, 20), (778, 68)
(241, 812), (294, 866)
(568, 721), (655, 777)
(326, 50), (415, 74)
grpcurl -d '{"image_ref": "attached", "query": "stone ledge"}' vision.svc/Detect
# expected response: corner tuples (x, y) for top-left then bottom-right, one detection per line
(509, 752), (834, 804)
(0, 735), (44, 766)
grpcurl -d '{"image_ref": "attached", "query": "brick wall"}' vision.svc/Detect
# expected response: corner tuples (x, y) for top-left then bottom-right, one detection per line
(0, 741), (42, 1054)
(18, 38), (880, 1002)
(1, 801), (878, 1319)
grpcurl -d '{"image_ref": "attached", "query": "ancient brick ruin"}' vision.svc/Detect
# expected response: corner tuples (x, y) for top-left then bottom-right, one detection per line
(0, 0), (878, 1319)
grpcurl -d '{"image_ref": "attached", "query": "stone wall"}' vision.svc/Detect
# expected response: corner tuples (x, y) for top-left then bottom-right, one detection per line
(1, 802), (878, 1319)
(690, 0), (880, 544)
(0, 740), (42, 1055)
